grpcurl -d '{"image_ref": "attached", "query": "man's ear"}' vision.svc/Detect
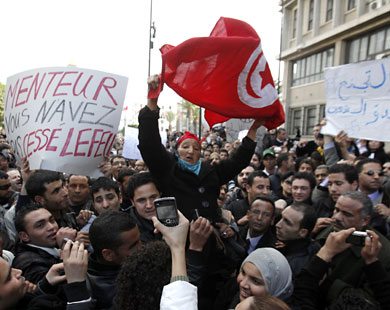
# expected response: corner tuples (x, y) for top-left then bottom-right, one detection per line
(362, 215), (371, 228)
(101, 249), (116, 263)
(298, 228), (309, 239)
(34, 195), (45, 206)
(352, 180), (358, 191)
(18, 231), (30, 243)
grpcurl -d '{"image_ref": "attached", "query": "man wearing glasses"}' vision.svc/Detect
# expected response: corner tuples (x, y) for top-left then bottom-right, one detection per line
(356, 158), (388, 235)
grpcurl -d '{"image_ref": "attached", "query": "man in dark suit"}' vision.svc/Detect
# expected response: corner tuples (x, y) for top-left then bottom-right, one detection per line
(239, 195), (276, 254)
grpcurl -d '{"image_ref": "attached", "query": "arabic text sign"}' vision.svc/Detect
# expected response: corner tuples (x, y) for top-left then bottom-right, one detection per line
(4, 67), (128, 177)
(323, 59), (390, 141)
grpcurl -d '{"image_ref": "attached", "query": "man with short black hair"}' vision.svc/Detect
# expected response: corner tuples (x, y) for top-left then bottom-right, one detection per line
(88, 210), (141, 309)
(110, 155), (128, 180)
(117, 168), (136, 211)
(127, 172), (162, 243)
(292, 172), (316, 205)
(239, 195), (276, 254)
(67, 174), (93, 215)
(276, 203), (320, 277)
(12, 204), (75, 283)
(91, 177), (122, 215)
(270, 152), (296, 198)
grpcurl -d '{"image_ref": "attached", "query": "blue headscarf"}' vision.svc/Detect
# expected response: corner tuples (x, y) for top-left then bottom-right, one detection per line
(177, 156), (201, 175)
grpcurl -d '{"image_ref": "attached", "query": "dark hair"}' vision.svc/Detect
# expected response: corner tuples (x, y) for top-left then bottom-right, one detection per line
(110, 155), (127, 165)
(281, 171), (295, 182)
(248, 170), (269, 187)
(117, 168), (136, 184)
(0, 170), (9, 180)
(277, 153), (289, 167)
(0, 144), (11, 153)
(310, 150), (324, 165)
(277, 128), (286, 135)
(292, 172), (316, 190)
(89, 210), (137, 262)
(329, 288), (379, 310)
(356, 158), (382, 174)
(298, 158), (316, 172)
(14, 204), (42, 233)
(289, 203), (317, 234)
(91, 177), (120, 200)
(220, 149), (228, 156)
(250, 195), (276, 217)
(127, 172), (161, 200)
(68, 174), (92, 186)
(25, 170), (62, 200)
(328, 164), (358, 184)
(114, 241), (171, 310)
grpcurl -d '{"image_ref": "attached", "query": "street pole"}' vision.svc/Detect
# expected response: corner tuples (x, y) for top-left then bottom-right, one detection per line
(148, 0), (154, 78)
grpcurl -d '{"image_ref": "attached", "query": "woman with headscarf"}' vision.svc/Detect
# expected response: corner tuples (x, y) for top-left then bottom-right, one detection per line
(138, 75), (266, 223)
(215, 247), (293, 310)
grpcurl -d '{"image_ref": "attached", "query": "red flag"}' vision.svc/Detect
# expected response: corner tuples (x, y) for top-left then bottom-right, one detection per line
(156, 17), (284, 129)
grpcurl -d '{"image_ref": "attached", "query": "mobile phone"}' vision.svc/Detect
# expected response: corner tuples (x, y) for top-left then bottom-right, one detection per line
(154, 197), (179, 227)
(346, 231), (369, 246)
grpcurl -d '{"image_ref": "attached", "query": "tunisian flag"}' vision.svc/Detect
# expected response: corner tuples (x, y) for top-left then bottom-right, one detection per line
(154, 17), (285, 130)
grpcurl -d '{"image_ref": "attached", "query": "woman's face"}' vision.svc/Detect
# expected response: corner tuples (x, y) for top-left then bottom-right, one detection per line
(250, 154), (260, 168)
(178, 139), (201, 165)
(237, 262), (267, 302)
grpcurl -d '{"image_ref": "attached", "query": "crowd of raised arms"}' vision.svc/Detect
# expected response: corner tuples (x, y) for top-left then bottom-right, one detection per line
(1, 76), (390, 310)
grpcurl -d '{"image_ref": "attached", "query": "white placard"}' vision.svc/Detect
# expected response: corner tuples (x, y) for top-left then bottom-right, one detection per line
(4, 67), (128, 177)
(322, 59), (390, 141)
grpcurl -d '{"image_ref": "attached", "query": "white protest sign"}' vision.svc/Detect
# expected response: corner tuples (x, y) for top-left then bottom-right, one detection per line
(322, 59), (390, 141)
(4, 67), (128, 177)
(123, 127), (142, 160)
(123, 126), (167, 160)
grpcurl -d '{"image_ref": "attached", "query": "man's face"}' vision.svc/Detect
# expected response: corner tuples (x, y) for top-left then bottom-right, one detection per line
(111, 158), (127, 179)
(276, 206), (305, 241)
(119, 175), (131, 199)
(131, 182), (160, 220)
(287, 155), (296, 171)
(315, 168), (328, 185)
(134, 160), (146, 173)
(0, 257), (26, 308)
(248, 199), (274, 237)
(292, 179), (311, 203)
(328, 173), (358, 202)
(0, 177), (12, 200)
(7, 170), (22, 192)
(201, 140), (208, 150)
(359, 162), (383, 194)
(298, 163), (313, 174)
(383, 162), (390, 177)
(281, 176), (293, 196)
(262, 155), (276, 171)
(313, 126), (321, 139)
(67, 176), (90, 206)
(332, 196), (369, 231)
(246, 177), (271, 203)
(20, 209), (59, 247)
(220, 151), (229, 160)
(0, 155), (8, 171)
(93, 188), (121, 215)
(277, 130), (287, 141)
(42, 180), (69, 211)
(224, 143), (233, 152)
(111, 227), (142, 265)
(237, 166), (255, 190)
(203, 150), (211, 161)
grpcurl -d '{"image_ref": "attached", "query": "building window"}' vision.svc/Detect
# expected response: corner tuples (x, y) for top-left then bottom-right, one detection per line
(347, 26), (390, 63)
(308, 0), (314, 30)
(304, 107), (317, 136)
(290, 109), (302, 136)
(319, 104), (326, 120)
(326, 0), (333, 21)
(292, 47), (334, 86)
(292, 9), (297, 38)
(347, 0), (356, 10)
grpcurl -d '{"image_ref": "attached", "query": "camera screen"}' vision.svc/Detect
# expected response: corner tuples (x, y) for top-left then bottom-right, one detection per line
(156, 205), (176, 218)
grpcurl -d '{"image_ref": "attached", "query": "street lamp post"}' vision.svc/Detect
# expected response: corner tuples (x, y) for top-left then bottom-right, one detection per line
(148, 0), (156, 78)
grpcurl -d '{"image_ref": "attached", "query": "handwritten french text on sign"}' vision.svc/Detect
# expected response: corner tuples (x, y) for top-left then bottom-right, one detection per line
(322, 59), (390, 141)
(4, 67), (128, 177)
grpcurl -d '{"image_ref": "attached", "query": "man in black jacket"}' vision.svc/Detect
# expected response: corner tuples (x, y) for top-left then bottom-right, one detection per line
(275, 203), (320, 278)
(88, 210), (141, 309)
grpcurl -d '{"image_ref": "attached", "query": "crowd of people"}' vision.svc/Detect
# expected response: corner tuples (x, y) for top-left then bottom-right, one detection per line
(0, 76), (390, 310)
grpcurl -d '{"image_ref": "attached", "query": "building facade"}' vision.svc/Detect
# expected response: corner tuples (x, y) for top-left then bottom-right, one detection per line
(280, 0), (390, 138)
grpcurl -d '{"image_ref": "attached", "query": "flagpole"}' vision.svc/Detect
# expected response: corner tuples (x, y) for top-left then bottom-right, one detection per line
(148, 0), (154, 78)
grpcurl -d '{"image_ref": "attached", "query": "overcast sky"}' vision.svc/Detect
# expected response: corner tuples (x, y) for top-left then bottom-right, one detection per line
(1, 0), (282, 115)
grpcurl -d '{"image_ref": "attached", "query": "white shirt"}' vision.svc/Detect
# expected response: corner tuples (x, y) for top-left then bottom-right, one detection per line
(160, 281), (197, 310)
